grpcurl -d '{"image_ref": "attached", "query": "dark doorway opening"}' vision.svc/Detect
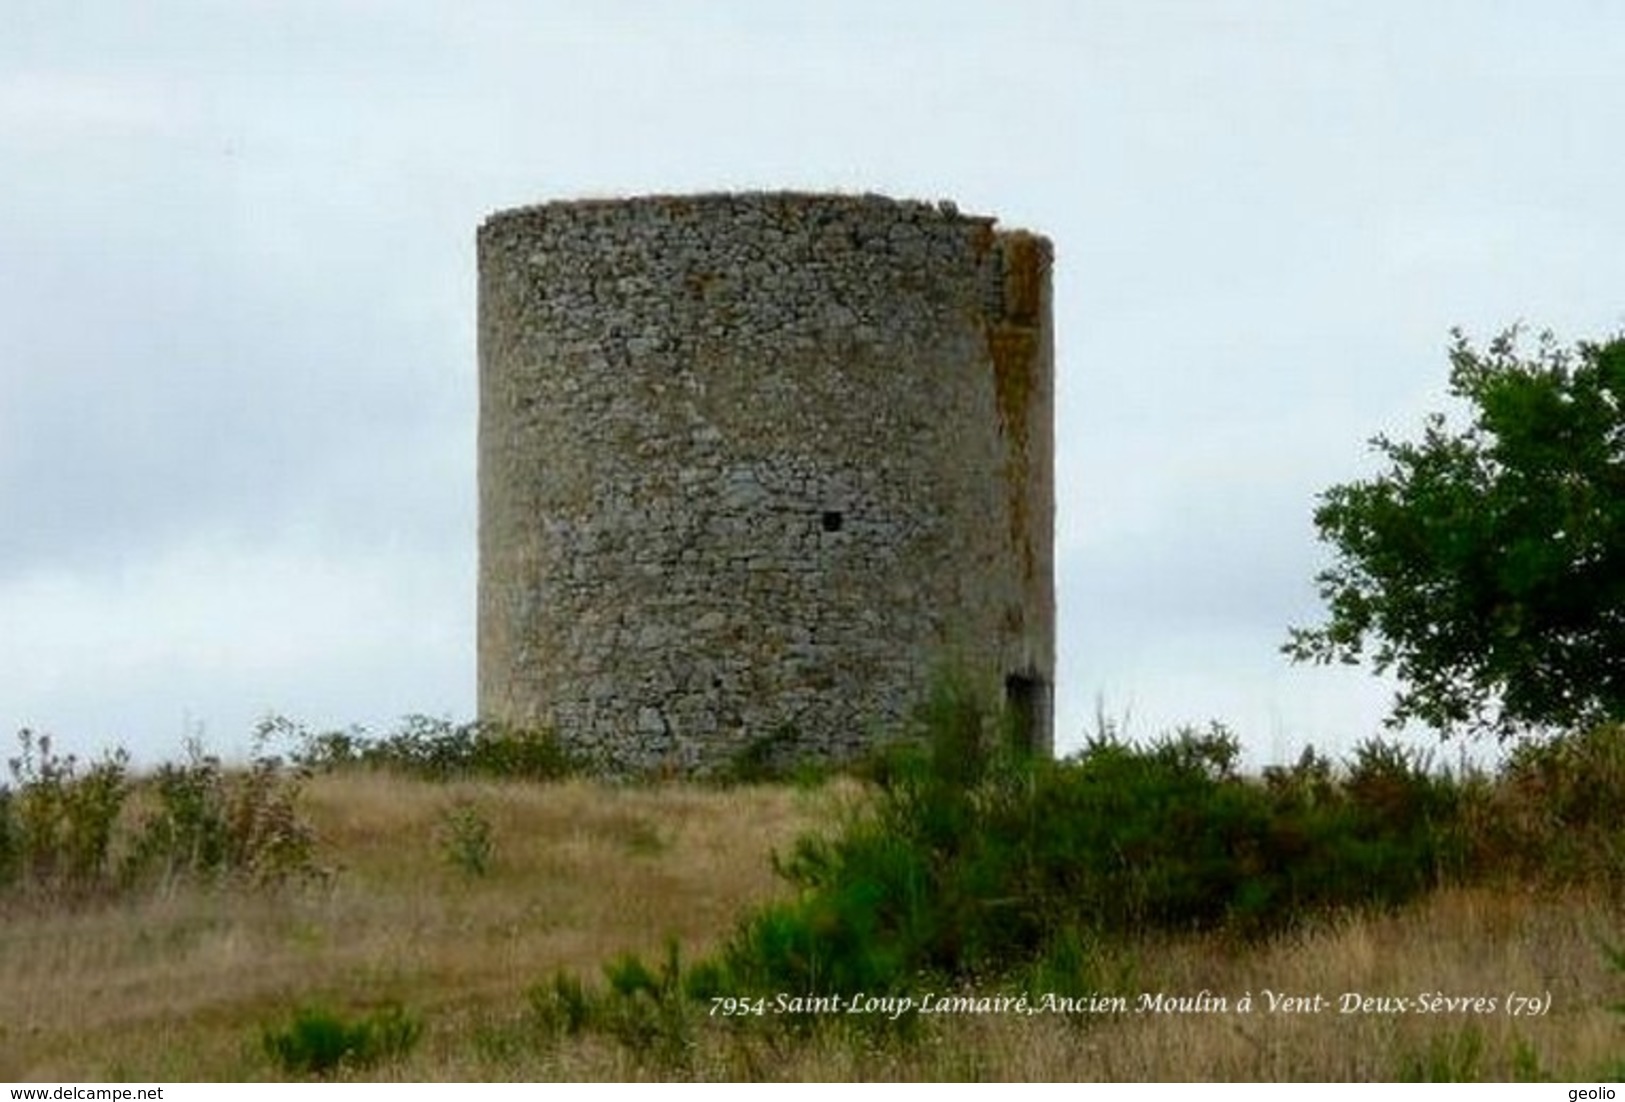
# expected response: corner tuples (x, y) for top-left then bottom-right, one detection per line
(1004, 670), (1050, 756)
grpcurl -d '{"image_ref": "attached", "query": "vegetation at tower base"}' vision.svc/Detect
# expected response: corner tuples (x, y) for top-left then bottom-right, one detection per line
(1285, 325), (1625, 742)
(682, 701), (1473, 1016)
(4, 706), (1625, 1079)
(287, 713), (580, 781)
(0, 717), (573, 902)
(542, 690), (1625, 1053)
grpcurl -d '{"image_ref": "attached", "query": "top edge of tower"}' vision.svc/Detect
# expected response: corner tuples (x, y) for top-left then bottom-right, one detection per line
(479, 190), (1045, 238)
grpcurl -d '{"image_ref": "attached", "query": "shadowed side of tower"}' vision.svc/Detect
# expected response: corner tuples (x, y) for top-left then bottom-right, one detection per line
(478, 192), (1053, 774)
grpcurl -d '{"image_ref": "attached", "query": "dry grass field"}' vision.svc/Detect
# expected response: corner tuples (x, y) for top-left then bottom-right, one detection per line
(0, 772), (838, 1079)
(0, 765), (1619, 1082)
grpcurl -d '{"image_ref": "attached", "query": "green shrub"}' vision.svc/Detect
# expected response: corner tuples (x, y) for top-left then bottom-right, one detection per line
(0, 731), (129, 897)
(261, 1002), (421, 1078)
(1235, 737), (1471, 929)
(0, 787), (12, 888)
(1471, 723), (1625, 886)
(524, 695), (1625, 1054)
(0, 726), (319, 901)
(127, 732), (318, 889)
(219, 747), (319, 885)
(527, 941), (696, 1070)
(527, 970), (594, 1037)
(437, 799), (495, 878)
(293, 715), (578, 781)
(720, 725), (804, 784)
(702, 698), (1474, 1010)
(1016, 925), (1126, 1017)
(132, 744), (233, 881)
(598, 940), (696, 1069)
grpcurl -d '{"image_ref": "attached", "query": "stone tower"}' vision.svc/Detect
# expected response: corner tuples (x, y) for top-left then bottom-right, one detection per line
(477, 192), (1053, 774)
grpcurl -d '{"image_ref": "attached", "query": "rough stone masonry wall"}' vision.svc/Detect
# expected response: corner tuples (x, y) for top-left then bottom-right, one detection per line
(478, 192), (1053, 774)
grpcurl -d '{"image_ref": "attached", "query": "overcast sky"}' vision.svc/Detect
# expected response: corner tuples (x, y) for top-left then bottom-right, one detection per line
(4, 1), (1623, 768)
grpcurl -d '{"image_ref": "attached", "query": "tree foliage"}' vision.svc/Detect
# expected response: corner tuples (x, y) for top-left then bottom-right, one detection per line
(1285, 326), (1625, 740)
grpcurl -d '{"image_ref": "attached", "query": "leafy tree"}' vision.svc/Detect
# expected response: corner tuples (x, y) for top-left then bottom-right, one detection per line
(1285, 326), (1625, 740)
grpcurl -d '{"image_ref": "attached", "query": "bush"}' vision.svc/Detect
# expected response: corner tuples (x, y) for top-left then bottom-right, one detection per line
(292, 715), (578, 782)
(0, 726), (320, 902)
(126, 730), (319, 890)
(525, 941), (696, 1071)
(527, 970), (594, 1037)
(523, 692), (1625, 1062)
(0, 730), (128, 894)
(1481, 723), (1625, 885)
(599, 941), (697, 1067)
(436, 799), (495, 878)
(700, 697), (1476, 1010)
(261, 1002), (422, 1078)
